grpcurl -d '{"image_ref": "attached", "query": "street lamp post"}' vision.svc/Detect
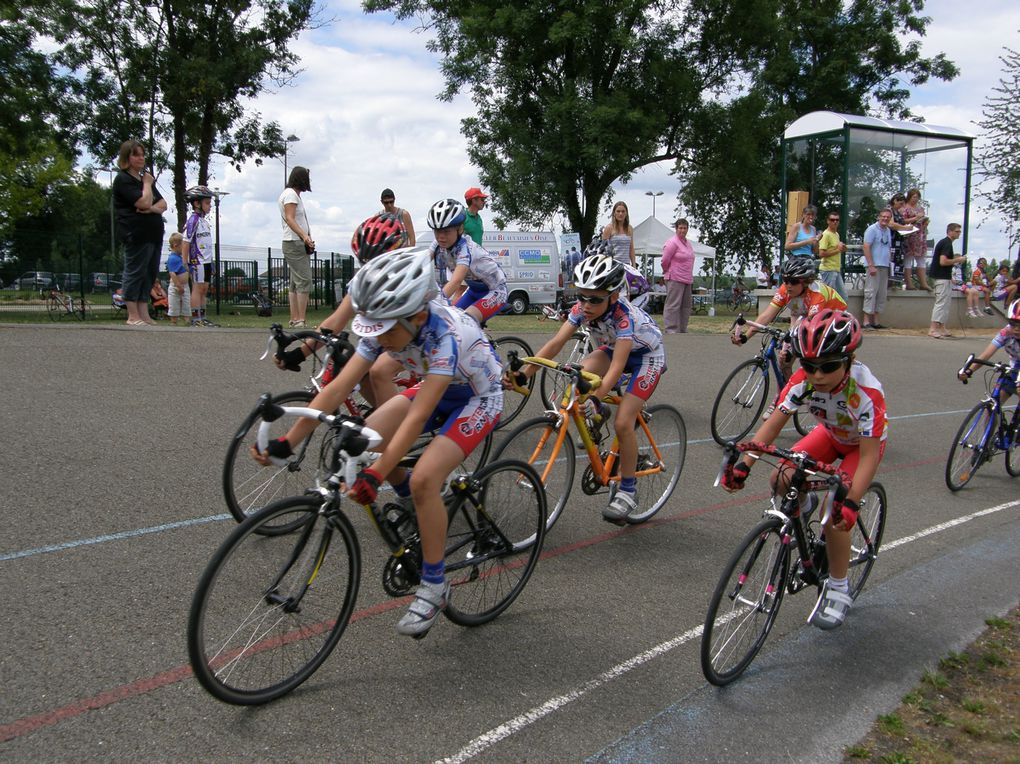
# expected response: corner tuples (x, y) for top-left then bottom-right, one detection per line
(211, 188), (230, 316)
(283, 134), (300, 184)
(645, 190), (664, 218)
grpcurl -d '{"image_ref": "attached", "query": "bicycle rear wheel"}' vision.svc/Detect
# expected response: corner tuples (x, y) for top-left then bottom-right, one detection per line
(847, 482), (887, 598)
(627, 404), (686, 523)
(443, 459), (546, 626)
(493, 336), (533, 430)
(223, 390), (327, 531)
(701, 517), (790, 686)
(710, 359), (770, 446)
(792, 411), (814, 437)
(187, 496), (361, 705)
(945, 403), (994, 491)
(1006, 429), (1020, 477)
(491, 413), (575, 533)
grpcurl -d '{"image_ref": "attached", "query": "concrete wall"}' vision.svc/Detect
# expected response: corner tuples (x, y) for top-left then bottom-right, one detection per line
(754, 288), (1008, 330)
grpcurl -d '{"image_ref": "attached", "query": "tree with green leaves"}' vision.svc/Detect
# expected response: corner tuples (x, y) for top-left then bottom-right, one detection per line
(976, 45), (1020, 251)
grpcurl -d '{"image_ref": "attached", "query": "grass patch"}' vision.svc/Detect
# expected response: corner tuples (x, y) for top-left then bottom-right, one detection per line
(843, 607), (1020, 764)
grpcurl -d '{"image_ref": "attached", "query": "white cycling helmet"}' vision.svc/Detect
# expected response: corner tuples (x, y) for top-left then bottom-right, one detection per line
(574, 253), (625, 293)
(427, 198), (467, 230)
(349, 246), (437, 336)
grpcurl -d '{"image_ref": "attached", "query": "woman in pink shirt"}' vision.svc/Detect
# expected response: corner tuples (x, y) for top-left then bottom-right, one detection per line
(661, 218), (695, 333)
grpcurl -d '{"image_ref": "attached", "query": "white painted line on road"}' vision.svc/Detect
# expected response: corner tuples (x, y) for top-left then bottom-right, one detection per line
(436, 498), (1020, 764)
(0, 514), (231, 562)
(0, 406), (1006, 563)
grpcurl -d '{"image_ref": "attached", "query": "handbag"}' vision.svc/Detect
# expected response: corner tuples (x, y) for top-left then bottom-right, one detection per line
(304, 241), (315, 255)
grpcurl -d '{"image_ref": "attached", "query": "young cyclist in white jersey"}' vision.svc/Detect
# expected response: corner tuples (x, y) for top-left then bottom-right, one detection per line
(958, 298), (1020, 397)
(721, 309), (887, 630)
(427, 198), (508, 323)
(182, 185), (218, 327)
(254, 248), (503, 637)
(508, 254), (666, 523)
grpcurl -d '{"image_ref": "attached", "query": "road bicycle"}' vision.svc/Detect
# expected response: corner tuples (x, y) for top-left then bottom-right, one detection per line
(726, 290), (755, 313)
(222, 324), (491, 526)
(479, 325), (533, 430)
(701, 441), (887, 686)
(945, 355), (1020, 491)
(189, 395), (547, 705)
(709, 316), (812, 446)
(492, 356), (686, 531)
(46, 285), (91, 321)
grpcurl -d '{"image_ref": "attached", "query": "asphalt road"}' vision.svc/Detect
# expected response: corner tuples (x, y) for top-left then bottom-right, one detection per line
(1, 322), (1017, 762)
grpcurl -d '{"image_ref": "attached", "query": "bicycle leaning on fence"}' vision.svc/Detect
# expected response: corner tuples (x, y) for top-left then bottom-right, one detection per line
(492, 356), (686, 531)
(189, 395), (547, 705)
(945, 355), (1020, 491)
(709, 316), (812, 445)
(700, 441), (887, 686)
(46, 285), (91, 321)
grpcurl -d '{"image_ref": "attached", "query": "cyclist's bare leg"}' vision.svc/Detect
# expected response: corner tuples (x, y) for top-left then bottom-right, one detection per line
(614, 393), (644, 478)
(824, 523), (851, 578)
(409, 435), (464, 564)
(368, 354), (402, 407)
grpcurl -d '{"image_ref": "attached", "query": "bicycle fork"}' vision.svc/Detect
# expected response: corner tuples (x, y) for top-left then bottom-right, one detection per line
(266, 510), (333, 613)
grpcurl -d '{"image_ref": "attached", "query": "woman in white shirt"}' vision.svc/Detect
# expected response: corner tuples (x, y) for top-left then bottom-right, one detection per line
(278, 166), (315, 328)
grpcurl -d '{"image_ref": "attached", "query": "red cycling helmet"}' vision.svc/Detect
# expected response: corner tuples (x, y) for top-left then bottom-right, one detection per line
(1008, 298), (1020, 321)
(351, 213), (408, 264)
(790, 309), (862, 359)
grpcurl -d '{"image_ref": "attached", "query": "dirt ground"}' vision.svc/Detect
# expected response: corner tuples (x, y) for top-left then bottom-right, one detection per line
(843, 606), (1020, 763)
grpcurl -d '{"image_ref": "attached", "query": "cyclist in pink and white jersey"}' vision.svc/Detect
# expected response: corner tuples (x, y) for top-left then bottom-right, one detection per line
(722, 309), (887, 631)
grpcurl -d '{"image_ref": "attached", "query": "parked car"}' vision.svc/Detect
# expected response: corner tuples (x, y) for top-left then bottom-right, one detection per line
(90, 272), (122, 293)
(15, 271), (55, 290)
(55, 272), (83, 291)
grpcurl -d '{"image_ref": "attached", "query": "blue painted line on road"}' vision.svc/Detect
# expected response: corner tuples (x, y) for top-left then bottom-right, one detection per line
(0, 514), (232, 562)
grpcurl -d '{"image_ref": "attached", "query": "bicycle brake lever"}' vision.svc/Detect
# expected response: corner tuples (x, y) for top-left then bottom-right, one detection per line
(259, 333), (274, 361)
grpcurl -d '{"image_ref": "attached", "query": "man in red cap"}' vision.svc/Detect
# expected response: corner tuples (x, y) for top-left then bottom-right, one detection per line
(463, 186), (488, 245)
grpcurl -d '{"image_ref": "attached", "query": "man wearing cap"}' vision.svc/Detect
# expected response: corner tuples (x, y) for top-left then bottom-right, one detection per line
(464, 187), (488, 246)
(379, 188), (416, 245)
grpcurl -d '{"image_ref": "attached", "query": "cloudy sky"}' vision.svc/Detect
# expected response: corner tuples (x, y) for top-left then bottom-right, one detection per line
(164, 0), (1020, 264)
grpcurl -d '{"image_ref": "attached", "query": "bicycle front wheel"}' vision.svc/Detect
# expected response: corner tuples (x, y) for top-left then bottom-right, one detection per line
(491, 413), (575, 532)
(223, 390), (327, 530)
(710, 359), (770, 446)
(443, 459), (546, 626)
(1005, 415), (1020, 477)
(539, 332), (588, 410)
(945, 402), (995, 491)
(627, 404), (686, 523)
(701, 517), (790, 686)
(187, 497), (361, 705)
(493, 336), (533, 429)
(847, 482), (887, 598)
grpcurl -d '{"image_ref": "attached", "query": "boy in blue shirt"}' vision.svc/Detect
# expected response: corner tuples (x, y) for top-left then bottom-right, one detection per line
(166, 232), (191, 325)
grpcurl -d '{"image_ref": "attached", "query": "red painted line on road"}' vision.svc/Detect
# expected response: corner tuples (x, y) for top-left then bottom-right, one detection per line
(0, 454), (953, 743)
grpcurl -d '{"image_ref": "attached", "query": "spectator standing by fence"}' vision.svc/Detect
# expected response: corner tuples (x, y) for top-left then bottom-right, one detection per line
(463, 187), (488, 246)
(661, 218), (695, 333)
(862, 208), (894, 330)
(379, 188), (416, 245)
(279, 166), (314, 328)
(182, 185), (217, 327)
(112, 139), (166, 326)
(928, 223), (964, 339)
(166, 232), (191, 326)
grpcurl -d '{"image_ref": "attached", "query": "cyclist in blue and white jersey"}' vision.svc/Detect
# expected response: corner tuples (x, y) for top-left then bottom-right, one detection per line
(958, 298), (1020, 398)
(427, 198), (507, 324)
(507, 254), (666, 524)
(254, 248), (503, 638)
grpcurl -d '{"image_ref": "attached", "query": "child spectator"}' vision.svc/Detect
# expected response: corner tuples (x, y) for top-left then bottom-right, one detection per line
(966, 257), (993, 317)
(991, 264), (1018, 307)
(182, 185), (217, 326)
(166, 232), (191, 326)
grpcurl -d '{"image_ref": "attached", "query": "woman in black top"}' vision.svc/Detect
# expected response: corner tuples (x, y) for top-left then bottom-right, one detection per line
(112, 139), (167, 326)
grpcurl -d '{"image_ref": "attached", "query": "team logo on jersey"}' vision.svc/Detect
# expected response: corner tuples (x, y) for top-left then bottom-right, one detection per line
(848, 392), (861, 409)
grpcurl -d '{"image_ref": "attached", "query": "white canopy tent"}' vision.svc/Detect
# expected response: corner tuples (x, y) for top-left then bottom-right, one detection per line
(631, 216), (718, 307)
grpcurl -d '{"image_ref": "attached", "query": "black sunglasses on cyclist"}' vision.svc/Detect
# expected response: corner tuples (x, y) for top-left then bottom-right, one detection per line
(1009, 320), (1020, 330)
(576, 294), (607, 305)
(783, 277), (804, 286)
(800, 357), (847, 374)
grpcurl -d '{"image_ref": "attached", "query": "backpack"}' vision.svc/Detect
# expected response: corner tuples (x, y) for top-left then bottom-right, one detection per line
(251, 291), (273, 317)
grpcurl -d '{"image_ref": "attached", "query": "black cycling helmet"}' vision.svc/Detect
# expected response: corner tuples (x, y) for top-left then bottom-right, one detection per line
(780, 257), (817, 281)
(184, 185), (214, 203)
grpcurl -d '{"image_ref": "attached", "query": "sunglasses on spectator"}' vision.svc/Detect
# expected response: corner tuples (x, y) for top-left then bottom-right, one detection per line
(828, 217), (839, 222)
(576, 294), (607, 305)
(800, 358), (847, 374)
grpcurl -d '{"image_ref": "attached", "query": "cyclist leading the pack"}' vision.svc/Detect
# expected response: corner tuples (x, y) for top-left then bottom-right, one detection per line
(254, 248), (504, 637)
(508, 254), (666, 524)
(427, 198), (507, 324)
(721, 309), (887, 630)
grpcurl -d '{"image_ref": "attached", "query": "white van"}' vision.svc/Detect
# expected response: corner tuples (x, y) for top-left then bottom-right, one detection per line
(418, 230), (562, 314)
